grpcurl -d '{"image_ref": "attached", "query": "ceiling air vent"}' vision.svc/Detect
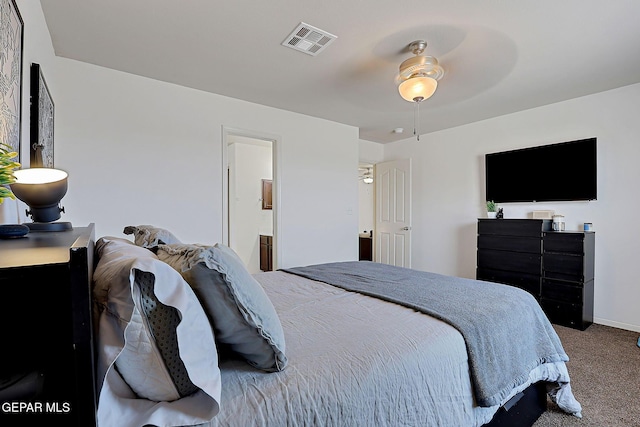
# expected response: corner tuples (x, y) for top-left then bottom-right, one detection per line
(282, 22), (337, 56)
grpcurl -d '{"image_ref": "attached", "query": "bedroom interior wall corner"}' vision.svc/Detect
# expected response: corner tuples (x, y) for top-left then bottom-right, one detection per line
(45, 55), (359, 270)
(381, 82), (640, 332)
(23, 1), (374, 289)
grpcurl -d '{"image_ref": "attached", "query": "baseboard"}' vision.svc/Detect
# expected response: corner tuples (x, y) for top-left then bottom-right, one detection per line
(594, 318), (640, 333)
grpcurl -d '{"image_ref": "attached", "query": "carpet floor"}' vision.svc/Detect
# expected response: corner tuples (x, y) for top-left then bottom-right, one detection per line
(533, 323), (640, 426)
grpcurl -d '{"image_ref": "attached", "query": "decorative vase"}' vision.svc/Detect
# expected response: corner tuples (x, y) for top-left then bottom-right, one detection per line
(487, 212), (497, 219)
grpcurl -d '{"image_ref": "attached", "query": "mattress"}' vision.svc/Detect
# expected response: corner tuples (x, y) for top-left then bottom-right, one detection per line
(202, 270), (574, 427)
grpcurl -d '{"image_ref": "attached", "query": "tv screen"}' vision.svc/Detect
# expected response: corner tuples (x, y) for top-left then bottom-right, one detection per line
(485, 138), (597, 203)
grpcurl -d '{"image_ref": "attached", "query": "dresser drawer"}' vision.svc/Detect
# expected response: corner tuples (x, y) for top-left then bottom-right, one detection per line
(541, 279), (583, 303)
(477, 267), (541, 296)
(478, 235), (541, 253)
(541, 299), (585, 329)
(478, 249), (542, 275)
(544, 233), (585, 254)
(478, 219), (548, 237)
(541, 299), (582, 328)
(543, 253), (585, 281)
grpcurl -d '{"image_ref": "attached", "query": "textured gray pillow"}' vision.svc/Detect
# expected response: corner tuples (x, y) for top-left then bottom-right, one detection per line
(157, 243), (287, 372)
(123, 224), (181, 248)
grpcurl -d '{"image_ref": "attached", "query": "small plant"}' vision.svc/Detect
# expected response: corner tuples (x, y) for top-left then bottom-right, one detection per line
(486, 200), (497, 212)
(0, 143), (20, 204)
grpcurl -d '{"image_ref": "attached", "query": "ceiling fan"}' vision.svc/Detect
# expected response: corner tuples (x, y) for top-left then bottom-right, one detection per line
(396, 40), (445, 102)
(359, 166), (374, 184)
(396, 40), (445, 141)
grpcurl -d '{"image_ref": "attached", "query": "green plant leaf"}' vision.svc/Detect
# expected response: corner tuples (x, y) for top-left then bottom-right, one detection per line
(0, 143), (21, 196)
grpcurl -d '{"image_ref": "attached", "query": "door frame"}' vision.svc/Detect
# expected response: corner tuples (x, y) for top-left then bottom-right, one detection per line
(221, 126), (282, 270)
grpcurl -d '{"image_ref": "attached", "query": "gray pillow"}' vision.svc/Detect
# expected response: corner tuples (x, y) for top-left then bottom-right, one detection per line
(156, 243), (287, 372)
(123, 224), (181, 248)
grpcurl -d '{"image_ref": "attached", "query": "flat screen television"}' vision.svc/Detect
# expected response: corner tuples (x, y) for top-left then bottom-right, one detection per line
(485, 137), (597, 203)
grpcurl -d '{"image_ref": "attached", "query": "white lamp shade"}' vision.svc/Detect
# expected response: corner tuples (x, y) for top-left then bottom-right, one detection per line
(13, 168), (68, 185)
(10, 168), (69, 223)
(398, 76), (438, 102)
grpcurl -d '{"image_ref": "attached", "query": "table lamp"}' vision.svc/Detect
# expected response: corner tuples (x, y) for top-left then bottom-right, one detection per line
(10, 168), (72, 231)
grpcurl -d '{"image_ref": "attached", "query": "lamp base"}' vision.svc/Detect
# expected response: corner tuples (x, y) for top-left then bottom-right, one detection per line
(24, 222), (73, 232)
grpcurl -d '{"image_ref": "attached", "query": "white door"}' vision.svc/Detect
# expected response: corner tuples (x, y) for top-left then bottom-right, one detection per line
(375, 159), (412, 267)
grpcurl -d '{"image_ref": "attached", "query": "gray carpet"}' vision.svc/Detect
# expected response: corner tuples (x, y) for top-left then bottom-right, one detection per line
(533, 324), (640, 427)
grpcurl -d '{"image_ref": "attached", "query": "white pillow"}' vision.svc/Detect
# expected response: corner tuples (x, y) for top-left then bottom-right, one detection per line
(93, 237), (221, 427)
(157, 243), (287, 372)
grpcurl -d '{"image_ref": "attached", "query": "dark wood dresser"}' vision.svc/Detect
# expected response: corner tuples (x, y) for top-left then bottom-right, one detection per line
(541, 230), (595, 330)
(0, 224), (97, 426)
(477, 219), (594, 330)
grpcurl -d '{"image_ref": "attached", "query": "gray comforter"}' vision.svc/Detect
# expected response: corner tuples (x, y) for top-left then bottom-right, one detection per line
(283, 261), (573, 408)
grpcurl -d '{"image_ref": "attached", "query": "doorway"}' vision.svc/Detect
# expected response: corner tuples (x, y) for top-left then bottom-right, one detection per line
(222, 128), (279, 273)
(358, 163), (375, 261)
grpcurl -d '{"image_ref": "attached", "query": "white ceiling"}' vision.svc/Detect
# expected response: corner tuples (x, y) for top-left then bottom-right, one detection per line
(40, 0), (640, 143)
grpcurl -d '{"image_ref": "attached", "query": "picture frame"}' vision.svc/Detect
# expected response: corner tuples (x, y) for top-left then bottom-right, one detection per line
(0, 0), (24, 163)
(30, 63), (55, 168)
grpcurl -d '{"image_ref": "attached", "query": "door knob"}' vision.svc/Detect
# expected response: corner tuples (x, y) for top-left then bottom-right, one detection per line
(402, 226), (412, 231)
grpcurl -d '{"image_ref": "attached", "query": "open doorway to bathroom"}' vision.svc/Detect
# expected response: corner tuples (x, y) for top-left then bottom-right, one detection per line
(223, 128), (278, 274)
(358, 163), (375, 261)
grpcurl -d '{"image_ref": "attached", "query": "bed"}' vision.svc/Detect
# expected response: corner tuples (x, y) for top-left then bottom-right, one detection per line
(92, 226), (582, 427)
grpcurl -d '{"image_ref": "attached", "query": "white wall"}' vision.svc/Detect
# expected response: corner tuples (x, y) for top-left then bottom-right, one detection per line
(10, 0), (359, 269)
(383, 82), (640, 332)
(359, 139), (384, 165)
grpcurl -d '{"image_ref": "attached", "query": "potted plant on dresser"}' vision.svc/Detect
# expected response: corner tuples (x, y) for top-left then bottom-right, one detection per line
(0, 143), (20, 204)
(0, 143), (27, 238)
(486, 200), (497, 218)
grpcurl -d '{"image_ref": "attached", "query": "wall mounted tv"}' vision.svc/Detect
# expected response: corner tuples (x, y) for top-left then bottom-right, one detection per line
(485, 137), (597, 203)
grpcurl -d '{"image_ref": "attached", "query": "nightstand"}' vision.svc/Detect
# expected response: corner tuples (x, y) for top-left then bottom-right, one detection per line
(0, 224), (97, 426)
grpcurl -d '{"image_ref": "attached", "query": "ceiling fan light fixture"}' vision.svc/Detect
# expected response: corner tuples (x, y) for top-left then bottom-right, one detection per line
(396, 40), (445, 141)
(398, 75), (438, 102)
(397, 40), (444, 103)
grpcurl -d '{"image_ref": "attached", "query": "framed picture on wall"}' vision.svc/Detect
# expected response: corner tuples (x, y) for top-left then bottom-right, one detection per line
(0, 0), (24, 163)
(30, 63), (55, 167)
